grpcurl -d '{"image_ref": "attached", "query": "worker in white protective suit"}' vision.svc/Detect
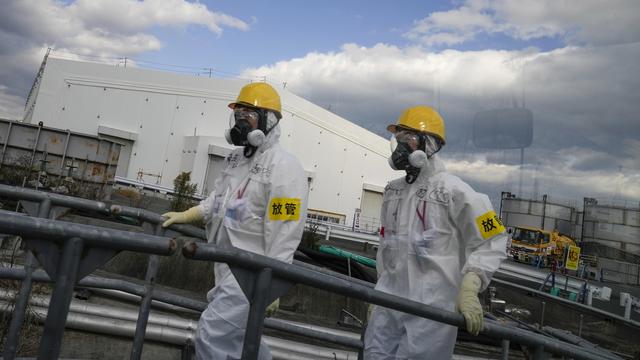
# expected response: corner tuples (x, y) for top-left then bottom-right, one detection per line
(364, 105), (507, 359)
(162, 82), (308, 360)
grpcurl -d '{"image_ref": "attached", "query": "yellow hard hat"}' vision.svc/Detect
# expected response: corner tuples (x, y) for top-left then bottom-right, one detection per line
(229, 82), (282, 119)
(387, 105), (446, 144)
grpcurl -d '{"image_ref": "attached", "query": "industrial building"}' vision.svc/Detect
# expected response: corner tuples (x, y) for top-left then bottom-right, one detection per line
(22, 56), (397, 229)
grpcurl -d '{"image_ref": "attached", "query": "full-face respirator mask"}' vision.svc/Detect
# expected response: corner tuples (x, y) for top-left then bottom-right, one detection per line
(389, 130), (442, 184)
(225, 108), (276, 158)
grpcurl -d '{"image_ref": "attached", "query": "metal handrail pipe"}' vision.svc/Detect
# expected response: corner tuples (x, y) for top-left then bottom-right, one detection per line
(0, 213), (176, 255)
(109, 204), (206, 239)
(0, 184), (109, 214)
(182, 242), (620, 360)
(0, 184), (205, 239)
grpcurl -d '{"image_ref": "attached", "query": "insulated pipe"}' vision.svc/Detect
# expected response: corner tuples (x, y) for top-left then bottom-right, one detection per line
(0, 288), (363, 351)
(0, 289), (198, 331)
(0, 301), (357, 360)
(183, 243), (620, 360)
(89, 288), (202, 315)
(0, 212), (176, 255)
(0, 300), (194, 346)
(0, 267), (363, 351)
(0, 267), (206, 314)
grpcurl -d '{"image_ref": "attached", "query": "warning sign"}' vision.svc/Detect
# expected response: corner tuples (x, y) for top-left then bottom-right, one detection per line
(565, 245), (581, 271)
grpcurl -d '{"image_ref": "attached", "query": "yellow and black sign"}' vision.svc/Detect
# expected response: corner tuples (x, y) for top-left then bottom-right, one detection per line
(565, 245), (581, 271)
(268, 198), (301, 221)
(475, 210), (505, 239)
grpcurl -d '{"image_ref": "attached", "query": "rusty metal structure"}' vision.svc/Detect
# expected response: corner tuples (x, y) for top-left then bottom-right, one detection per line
(0, 118), (121, 194)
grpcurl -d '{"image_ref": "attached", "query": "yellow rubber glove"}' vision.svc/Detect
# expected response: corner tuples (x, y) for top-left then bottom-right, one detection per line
(265, 298), (279, 317)
(456, 272), (483, 336)
(162, 206), (203, 228)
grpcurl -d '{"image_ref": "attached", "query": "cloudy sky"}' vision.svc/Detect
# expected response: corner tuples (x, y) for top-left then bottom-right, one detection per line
(1, 0), (639, 206)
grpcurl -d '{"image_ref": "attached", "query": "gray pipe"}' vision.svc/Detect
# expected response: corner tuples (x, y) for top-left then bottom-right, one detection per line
(0, 212), (176, 255)
(0, 267), (362, 350)
(0, 300), (356, 359)
(0, 289), (197, 332)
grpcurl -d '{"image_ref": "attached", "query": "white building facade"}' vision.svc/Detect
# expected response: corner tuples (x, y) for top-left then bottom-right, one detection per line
(24, 57), (396, 229)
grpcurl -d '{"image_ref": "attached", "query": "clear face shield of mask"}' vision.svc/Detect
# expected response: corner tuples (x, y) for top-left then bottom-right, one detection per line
(389, 130), (442, 183)
(225, 108), (260, 146)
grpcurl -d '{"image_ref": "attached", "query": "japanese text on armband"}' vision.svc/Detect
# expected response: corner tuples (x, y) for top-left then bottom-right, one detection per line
(268, 198), (301, 221)
(475, 210), (505, 239)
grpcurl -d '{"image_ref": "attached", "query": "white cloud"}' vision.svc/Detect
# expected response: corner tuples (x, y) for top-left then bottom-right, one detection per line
(405, 0), (640, 47)
(0, 0), (249, 120)
(242, 41), (640, 202)
(68, 0), (249, 36)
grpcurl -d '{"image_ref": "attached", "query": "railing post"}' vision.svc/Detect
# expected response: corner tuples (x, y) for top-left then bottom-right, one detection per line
(500, 339), (510, 360)
(181, 340), (194, 360)
(129, 223), (163, 360)
(533, 344), (550, 360)
(241, 268), (272, 360)
(539, 301), (546, 329)
(3, 198), (51, 360)
(37, 237), (84, 360)
(578, 314), (584, 337)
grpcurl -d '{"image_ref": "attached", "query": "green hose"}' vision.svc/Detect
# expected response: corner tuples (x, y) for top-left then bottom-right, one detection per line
(318, 245), (376, 268)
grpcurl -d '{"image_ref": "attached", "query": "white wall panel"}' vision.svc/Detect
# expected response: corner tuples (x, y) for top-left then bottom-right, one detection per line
(130, 92), (177, 183)
(30, 58), (399, 226)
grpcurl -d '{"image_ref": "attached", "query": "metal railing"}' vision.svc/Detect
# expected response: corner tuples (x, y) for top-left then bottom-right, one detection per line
(0, 185), (367, 359)
(182, 242), (623, 360)
(0, 184), (624, 360)
(0, 184), (195, 360)
(0, 208), (175, 360)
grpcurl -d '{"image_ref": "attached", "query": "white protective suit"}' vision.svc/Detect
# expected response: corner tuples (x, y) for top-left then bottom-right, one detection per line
(195, 124), (308, 360)
(364, 155), (507, 359)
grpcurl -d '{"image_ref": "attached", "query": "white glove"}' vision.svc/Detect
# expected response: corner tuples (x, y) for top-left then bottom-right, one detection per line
(456, 272), (484, 336)
(162, 207), (203, 228)
(266, 298), (279, 317)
